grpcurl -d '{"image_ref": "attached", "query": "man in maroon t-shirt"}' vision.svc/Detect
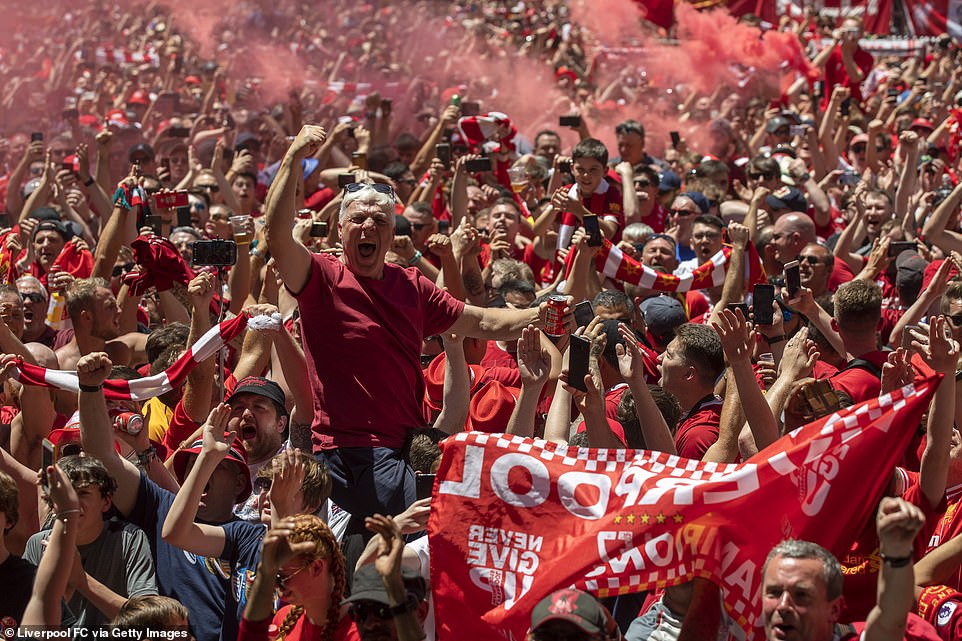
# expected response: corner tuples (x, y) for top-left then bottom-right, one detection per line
(828, 280), (887, 403)
(265, 125), (566, 524)
(657, 323), (725, 459)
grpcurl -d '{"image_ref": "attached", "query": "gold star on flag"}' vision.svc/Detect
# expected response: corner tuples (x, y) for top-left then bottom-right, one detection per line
(613, 515), (622, 524)
(656, 513), (666, 524)
(623, 260), (641, 275)
(625, 514), (636, 524)
(640, 513), (650, 524)
(673, 514), (683, 524)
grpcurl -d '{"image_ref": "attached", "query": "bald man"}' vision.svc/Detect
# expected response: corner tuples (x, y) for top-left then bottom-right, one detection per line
(771, 213), (816, 268)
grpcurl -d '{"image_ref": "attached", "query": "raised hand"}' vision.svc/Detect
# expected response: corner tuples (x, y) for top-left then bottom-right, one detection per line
(876, 497), (925, 559)
(200, 403), (234, 459)
(76, 352), (112, 387)
(615, 323), (645, 385)
(711, 308), (755, 363)
(517, 325), (550, 389)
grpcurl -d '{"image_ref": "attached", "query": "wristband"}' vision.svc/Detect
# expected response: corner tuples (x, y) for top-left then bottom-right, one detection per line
(764, 335), (786, 345)
(880, 552), (912, 568)
(137, 446), (158, 467)
(79, 383), (103, 393)
(83, 176), (95, 187)
(57, 509), (81, 522)
(409, 250), (423, 266)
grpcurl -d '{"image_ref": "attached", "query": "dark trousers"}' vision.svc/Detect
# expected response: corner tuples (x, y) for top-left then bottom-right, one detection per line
(318, 446), (415, 539)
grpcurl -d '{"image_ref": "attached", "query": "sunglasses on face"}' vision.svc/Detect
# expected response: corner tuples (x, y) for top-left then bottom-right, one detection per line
(348, 602), (396, 623)
(634, 180), (651, 188)
(21, 292), (46, 305)
(949, 314), (962, 327)
(852, 144), (866, 153)
(410, 223), (431, 231)
(670, 209), (696, 216)
(798, 255), (822, 265)
(749, 172), (776, 181)
(274, 564), (310, 591)
(197, 184), (220, 192)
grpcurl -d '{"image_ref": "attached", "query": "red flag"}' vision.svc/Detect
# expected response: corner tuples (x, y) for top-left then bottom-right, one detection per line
(429, 376), (939, 640)
(947, 109), (962, 163)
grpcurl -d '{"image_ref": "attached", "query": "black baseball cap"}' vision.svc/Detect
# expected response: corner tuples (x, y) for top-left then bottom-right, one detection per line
(227, 376), (288, 419)
(342, 565), (428, 606)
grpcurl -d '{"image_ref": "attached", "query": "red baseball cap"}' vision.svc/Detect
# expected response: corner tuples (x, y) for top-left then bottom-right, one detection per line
(171, 436), (252, 502)
(423, 354), (485, 412)
(127, 90), (150, 106)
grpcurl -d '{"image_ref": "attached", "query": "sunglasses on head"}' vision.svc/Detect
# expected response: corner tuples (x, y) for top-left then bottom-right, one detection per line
(344, 182), (395, 197)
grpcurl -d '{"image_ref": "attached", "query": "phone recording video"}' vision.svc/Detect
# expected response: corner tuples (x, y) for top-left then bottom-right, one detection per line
(192, 239), (238, 266)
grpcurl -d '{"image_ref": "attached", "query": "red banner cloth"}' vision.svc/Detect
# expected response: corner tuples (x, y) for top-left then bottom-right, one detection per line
(429, 376), (939, 640)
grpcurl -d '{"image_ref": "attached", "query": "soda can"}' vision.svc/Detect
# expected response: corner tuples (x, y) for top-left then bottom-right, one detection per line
(113, 411), (144, 436)
(544, 295), (568, 336)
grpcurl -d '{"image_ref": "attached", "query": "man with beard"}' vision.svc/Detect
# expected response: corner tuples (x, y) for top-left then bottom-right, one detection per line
(57, 277), (128, 371)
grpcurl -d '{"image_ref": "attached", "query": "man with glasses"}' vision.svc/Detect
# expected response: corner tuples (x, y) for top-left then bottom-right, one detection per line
(797, 243), (834, 298)
(632, 166), (667, 232)
(266, 125), (565, 533)
(343, 565), (430, 641)
(16, 275), (55, 347)
(401, 202), (439, 266)
(666, 193), (705, 264)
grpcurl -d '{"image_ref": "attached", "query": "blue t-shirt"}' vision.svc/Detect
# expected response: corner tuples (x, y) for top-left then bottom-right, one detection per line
(127, 473), (265, 641)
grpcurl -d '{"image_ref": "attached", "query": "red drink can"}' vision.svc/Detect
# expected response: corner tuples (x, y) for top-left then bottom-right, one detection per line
(544, 295), (567, 336)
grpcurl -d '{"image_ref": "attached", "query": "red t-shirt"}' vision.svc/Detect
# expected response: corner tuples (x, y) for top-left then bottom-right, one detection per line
(674, 395), (723, 460)
(840, 480), (942, 621)
(925, 485), (962, 592)
(562, 180), (625, 242)
(828, 350), (888, 404)
(822, 46), (874, 107)
(828, 258), (857, 291)
(238, 607), (357, 641)
(294, 254), (465, 450)
(639, 202), (668, 234)
(479, 242), (553, 284)
(480, 341), (518, 370)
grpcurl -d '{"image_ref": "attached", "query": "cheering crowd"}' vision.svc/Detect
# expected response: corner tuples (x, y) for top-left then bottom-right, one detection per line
(4, 0), (962, 640)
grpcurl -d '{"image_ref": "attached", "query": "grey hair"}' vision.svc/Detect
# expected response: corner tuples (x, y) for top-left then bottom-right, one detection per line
(339, 185), (396, 222)
(762, 540), (843, 600)
(16, 275), (48, 301)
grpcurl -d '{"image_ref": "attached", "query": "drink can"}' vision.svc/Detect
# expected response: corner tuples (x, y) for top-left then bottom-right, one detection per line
(113, 411), (144, 436)
(544, 295), (567, 336)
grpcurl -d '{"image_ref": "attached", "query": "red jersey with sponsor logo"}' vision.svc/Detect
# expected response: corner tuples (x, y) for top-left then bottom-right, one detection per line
(925, 485), (962, 592)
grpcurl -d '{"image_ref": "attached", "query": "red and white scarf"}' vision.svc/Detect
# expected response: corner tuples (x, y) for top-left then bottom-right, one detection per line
(11, 312), (276, 401)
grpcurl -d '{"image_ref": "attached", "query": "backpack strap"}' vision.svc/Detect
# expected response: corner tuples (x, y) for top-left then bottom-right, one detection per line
(840, 357), (883, 379)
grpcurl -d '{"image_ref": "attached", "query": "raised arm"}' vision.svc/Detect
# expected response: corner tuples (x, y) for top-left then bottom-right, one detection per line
(921, 180), (962, 255)
(616, 324), (676, 454)
(911, 317), (959, 507)
(712, 309), (779, 451)
(864, 497), (925, 641)
(264, 126), (325, 295)
(433, 335), (470, 435)
(21, 465), (78, 627)
(160, 404), (233, 558)
(506, 326), (551, 438)
(77, 353), (141, 516)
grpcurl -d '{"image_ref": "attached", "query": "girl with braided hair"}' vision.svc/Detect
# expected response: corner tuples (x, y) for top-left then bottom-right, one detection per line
(239, 514), (353, 641)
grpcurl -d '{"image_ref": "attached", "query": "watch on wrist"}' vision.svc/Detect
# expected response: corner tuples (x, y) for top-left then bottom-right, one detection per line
(765, 334), (786, 345)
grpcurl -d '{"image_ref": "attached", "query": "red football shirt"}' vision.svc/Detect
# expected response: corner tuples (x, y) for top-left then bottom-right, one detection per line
(673, 395), (723, 460)
(829, 350), (888, 404)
